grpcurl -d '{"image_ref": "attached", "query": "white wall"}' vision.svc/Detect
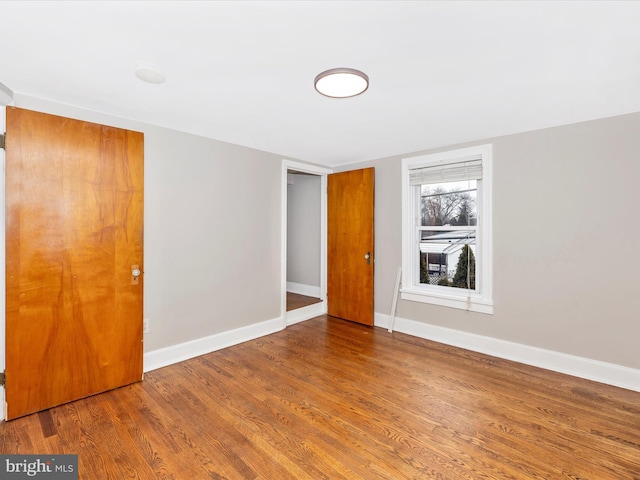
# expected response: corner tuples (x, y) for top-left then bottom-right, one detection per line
(8, 96), (286, 355)
(287, 173), (321, 291)
(338, 112), (640, 374)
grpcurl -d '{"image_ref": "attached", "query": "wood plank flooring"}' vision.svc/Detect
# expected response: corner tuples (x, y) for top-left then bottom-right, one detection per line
(1, 315), (639, 479)
(286, 291), (322, 311)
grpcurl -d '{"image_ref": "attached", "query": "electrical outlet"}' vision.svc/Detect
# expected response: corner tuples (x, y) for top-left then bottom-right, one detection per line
(143, 318), (149, 334)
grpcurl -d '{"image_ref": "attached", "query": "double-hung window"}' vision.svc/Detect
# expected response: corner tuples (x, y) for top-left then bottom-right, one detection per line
(401, 144), (493, 314)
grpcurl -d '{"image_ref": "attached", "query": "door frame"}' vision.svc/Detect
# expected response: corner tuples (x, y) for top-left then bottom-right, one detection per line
(280, 160), (332, 328)
(1, 106), (6, 416)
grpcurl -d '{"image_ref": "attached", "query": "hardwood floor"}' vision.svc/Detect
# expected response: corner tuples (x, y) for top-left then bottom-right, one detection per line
(1, 315), (639, 479)
(286, 291), (322, 311)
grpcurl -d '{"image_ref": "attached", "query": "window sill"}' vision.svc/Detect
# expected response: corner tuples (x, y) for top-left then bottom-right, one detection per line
(400, 288), (494, 314)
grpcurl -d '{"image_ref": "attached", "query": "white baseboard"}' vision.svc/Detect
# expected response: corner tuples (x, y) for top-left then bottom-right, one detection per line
(286, 282), (321, 298)
(143, 301), (327, 374)
(287, 301), (326, 326)
(144, 316), (283, 373)
(375, 313), (640, 393)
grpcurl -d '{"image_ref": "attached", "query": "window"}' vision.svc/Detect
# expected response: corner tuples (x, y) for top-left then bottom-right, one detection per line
(401, 144), (493, 314)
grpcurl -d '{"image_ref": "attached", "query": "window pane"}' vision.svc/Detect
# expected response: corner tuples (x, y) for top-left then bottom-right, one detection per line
(420, 180), (477, 227)
(419, 229), (476, 289)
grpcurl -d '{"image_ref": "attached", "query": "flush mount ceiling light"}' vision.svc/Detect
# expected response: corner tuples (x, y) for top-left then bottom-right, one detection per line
(314, 68), (369, 98)
(135, 63), (165, 84)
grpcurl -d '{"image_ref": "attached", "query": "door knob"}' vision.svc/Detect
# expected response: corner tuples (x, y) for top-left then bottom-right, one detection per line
(364, 252), (371, 265)
(131, 265), (141, 285)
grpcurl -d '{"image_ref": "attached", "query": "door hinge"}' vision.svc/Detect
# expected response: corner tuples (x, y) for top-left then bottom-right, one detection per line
(0, 133), (5, 150)
(0, 371), (5, 387)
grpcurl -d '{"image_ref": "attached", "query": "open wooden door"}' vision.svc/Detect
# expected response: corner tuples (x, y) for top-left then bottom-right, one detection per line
(327, 168), (374, 325)
(5, 107), (144, 420)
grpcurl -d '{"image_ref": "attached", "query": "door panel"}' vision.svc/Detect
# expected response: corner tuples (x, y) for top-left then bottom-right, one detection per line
(5, 107), (144, 419)
(327, 168), (374, 325)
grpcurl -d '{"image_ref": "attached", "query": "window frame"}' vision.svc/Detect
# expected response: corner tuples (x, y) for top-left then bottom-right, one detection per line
(401, 144), (493, 314)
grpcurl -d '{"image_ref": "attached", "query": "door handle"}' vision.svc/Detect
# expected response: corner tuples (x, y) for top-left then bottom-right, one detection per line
(131, 265), (141, 285)
(364, 252), (371, 265)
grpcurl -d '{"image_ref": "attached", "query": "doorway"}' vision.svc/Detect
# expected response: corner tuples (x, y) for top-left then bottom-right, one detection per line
(287, 171), (321, 308)
(281, 160), (331, 326)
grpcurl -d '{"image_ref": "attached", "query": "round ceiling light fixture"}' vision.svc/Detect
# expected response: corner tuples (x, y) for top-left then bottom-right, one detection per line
(135, 63), (165, 84)
(314, 68), (369, 98)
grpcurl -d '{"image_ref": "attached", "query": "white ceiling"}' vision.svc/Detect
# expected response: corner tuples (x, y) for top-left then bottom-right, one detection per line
(1, 1), (640, 167)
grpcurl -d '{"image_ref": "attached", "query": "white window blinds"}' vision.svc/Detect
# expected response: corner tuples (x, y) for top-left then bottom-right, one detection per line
(409, 159), (482, 186)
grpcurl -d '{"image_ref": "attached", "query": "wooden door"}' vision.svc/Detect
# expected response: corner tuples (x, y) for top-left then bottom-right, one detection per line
(5, 107), (144, 420)
(327, 168), (374, 325)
